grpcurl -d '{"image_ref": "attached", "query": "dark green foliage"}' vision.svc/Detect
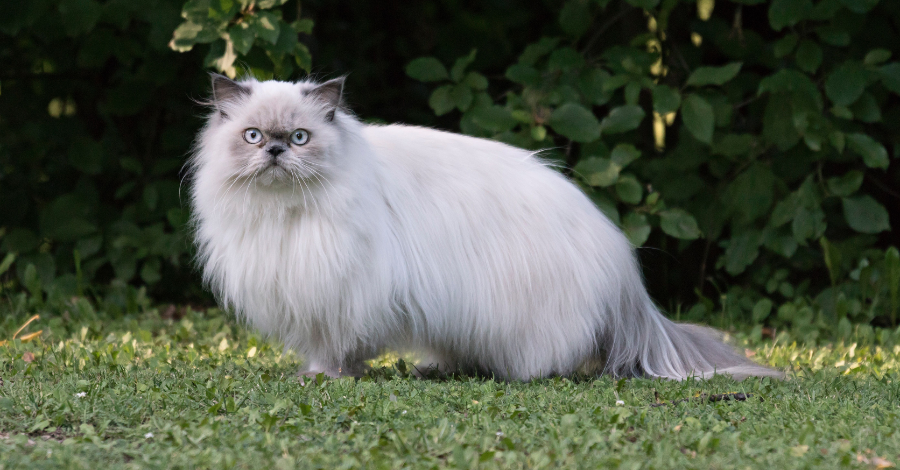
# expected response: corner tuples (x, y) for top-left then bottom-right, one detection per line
(0, 0), (211, 314)
(405, 0), (900, 333)
(1, 0), (899, 335)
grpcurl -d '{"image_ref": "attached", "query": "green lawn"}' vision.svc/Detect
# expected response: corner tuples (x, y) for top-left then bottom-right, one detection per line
(0, 309), (899, 469)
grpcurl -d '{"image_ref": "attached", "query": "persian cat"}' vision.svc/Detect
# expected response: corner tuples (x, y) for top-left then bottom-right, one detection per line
(189, 74), (781, 381)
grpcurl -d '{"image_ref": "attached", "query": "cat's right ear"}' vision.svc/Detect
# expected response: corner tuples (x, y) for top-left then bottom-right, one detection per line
(210, 73), (249, 117)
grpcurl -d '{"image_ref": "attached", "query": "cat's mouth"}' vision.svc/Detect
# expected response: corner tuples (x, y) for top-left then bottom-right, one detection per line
(256, 162), (290, 186)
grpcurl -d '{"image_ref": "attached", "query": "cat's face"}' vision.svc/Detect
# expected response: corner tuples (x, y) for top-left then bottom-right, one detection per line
(202, 75), (346, 187)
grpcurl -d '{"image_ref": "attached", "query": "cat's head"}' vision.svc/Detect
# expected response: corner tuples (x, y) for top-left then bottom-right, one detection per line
(198, 74), (349, 187)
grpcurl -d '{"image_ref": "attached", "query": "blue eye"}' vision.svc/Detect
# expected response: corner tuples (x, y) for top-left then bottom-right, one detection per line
(291, 129), (310, 145)
(243, 128), (262, 144)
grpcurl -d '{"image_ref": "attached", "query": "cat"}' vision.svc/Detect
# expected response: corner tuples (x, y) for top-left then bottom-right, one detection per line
(189, 74), (782, 382)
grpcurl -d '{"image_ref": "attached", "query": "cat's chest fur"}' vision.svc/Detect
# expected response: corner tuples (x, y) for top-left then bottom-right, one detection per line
(199, 199), (393, 344)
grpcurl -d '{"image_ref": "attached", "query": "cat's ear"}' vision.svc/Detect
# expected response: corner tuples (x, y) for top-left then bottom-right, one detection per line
(210, 73), (250, 116)
(307, 76), (346, 122)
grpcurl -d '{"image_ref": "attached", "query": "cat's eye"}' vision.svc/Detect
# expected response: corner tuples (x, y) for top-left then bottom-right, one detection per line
(243, 128), (263, 144)
(290, 129), (310, 146)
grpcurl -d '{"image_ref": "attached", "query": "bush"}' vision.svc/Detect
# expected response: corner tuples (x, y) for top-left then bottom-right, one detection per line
(0, 0), (897, 336)
(405, 0), (900, 336)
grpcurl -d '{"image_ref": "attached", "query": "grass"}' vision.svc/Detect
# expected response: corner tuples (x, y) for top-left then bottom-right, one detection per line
(0, 308), (899, 469)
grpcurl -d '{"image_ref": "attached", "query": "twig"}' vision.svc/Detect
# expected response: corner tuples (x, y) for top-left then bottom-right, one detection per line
(866, 174), (900, 199)
(581, 8), (633, 54)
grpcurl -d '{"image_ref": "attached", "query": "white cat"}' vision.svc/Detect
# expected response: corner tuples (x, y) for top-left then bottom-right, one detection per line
(189, 74), (781, 381)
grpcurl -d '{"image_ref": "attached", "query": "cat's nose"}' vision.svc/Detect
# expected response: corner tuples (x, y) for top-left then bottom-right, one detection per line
(266, 144), (286, 157)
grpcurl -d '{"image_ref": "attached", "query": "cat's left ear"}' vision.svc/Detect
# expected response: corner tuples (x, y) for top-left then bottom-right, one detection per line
(210, 73), (250, 117)
(307, 76), (346, 122)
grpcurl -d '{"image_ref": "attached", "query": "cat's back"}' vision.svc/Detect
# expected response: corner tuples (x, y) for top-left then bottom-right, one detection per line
(361, 124), (539, 183)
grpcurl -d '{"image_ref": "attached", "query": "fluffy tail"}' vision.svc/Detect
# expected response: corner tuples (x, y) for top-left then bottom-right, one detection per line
(604, 301), (784, 380)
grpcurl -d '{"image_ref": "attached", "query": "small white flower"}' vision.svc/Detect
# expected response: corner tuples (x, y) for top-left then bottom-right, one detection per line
(401, 410), (407, 415)
(496, 431), (504, 437)
(144, 432), (154, 439)
(75, 392), (86, 398)
(615, 400), (625, 406)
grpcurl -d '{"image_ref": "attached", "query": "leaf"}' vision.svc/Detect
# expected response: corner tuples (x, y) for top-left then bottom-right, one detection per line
(846, 133), (889, 169)
(837, 0), (879, 13)
(580, 69), (613, 106)
(406, 57), (449, 82)
(762, 95), (801, 150)
(575, 158), (620, 187)
(724, 164), (776, 224)
(652, 85), (681, 114)
(140, 258), (161, 284)
(616, 175), (644, 205)
(249, 11), (280, 44)
(842, 196), (890, 234)
(229, 23), (255, 55)
(659, 209), (702, 240)
(826, 171), (863, 197)
(58, 0), (103, 36)
(724, 230), (762, 275)
(587, 190), (620, 224)
(463, 72), (488, 90)
(2, 229), (39, 253)
(815, 25), (850, 46)
(68, 137), (104, 174)
(0, 253), (16, 276)
(450, 84), (473, 111)
(764, 231), (798, 258)
(39, 194), (97, 242)
(518, 37), (560, 66)
(257, 0), (289, 8)
(792, 207), (826, 244)
(450, 49), (477, 82)
(685, 62), (742, 87)
(713, 134), (757, 157)
(506, 64), (540, 86)
(757, 70), (822, 110)
(143, 185), (158, 211)
(469, 106), (517, 133)
(849, 92), (881, 123)
(559, 0), (591, 38)
(294, 43), (312, 72)
(428, 85), (455, 115)
(626, 0), (660, 8)
(825, 62), (868, 106)
(880, 63), (900, 95)
(550, 103), (601, 142)
(864, 49), (892, 66)
(773, 34), (798, 58)
(768, 0), (813, 31)
(599, 105), (645, 135)
(681, 94), (714, 144)
(610, 144), (641, 168)
(795, 40), (823, 74)
(622, 212), (651, 246)
(752, 298), (773, 322)
(547, 48), (584, 71)
(290, 18), (314, 34)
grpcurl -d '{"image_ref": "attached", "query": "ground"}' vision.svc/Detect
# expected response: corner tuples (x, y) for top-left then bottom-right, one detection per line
(0, 308), (898, 469)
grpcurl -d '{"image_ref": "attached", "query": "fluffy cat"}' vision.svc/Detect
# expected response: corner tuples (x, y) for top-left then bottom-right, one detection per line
(189, 74), (781, 381)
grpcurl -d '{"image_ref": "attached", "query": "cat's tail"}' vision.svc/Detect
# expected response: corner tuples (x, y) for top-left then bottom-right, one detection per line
(603, 300), (784, 380)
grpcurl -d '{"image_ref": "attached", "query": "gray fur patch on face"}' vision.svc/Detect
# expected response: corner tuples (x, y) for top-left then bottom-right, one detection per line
(219, 79), (345, 187)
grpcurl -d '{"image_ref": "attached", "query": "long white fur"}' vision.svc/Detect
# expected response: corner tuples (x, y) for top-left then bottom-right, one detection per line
(189, 77), (782, 381)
